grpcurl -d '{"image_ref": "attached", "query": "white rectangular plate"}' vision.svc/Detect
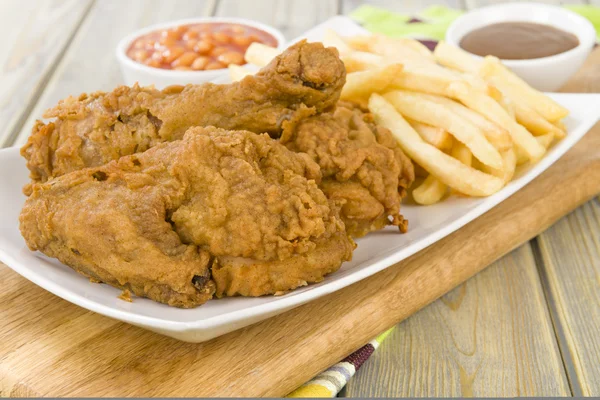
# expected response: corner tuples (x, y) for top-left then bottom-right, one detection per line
(1, 16), (599, 342)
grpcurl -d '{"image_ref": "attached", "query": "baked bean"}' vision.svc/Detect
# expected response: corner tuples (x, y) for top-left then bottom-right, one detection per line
(194, 40), (213, 54)
(172, 52), (198, 68)
(213, 32), (230, 44)
(127, 22), (278, 71)
(191, 56), (209, 70)
(232, 35), (252, 47)
(162, 46), (185, 63)
(205, 61), (225, 70)
(210, 47), (228, 57)
(218, 51), (245, 66)
(183, 30), (199, 40)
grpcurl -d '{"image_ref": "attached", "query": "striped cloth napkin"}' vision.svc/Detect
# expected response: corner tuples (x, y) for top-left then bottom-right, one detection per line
(287, 328), (394, 397)
(285, 4), (600, 397)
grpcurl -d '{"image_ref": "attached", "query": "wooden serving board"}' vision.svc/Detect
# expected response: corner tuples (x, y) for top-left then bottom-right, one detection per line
(1, 50), (600, 398)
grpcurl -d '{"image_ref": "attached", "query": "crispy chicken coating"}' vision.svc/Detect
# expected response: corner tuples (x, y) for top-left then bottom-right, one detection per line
(20, 127), (353, 307)
(21, 40), (346, 192)
(281, 102), (415, 237)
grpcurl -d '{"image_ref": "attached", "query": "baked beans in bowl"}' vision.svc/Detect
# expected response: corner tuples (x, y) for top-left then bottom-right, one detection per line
(116, 18), (285, 88)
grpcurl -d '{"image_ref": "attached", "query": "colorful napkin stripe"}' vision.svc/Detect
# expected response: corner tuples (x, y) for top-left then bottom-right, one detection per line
(287, 328), (394, 398)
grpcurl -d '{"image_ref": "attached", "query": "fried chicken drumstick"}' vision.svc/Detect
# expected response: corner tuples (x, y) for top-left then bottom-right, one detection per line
(20, 127), (353, 308)
(21, 40), (346, 191)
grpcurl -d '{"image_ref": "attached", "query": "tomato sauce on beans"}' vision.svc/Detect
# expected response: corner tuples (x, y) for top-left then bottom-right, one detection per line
(127, 23), (278, 71)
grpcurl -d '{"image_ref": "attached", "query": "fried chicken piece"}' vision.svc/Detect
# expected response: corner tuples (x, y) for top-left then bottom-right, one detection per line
(21, 40), (346, 192)
(281, 102), (415, 237)
(20, 127), (353, 307)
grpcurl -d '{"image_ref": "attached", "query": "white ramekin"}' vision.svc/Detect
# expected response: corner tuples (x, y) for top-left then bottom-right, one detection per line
(116, 17), (286, 88)
(446, 2), (596, 92)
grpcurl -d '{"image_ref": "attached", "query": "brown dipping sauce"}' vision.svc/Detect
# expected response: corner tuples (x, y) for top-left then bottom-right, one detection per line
(460, 22), (579, 60)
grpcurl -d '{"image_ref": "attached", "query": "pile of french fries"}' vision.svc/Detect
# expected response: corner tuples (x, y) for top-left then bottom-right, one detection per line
(232, 31), (569, 205)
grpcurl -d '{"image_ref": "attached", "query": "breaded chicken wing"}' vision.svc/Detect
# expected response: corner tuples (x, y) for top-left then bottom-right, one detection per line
(20, 127), (353, 307)
(281, 102), (415, 237)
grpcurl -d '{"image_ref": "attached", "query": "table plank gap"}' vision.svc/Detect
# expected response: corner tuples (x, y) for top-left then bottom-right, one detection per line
(534, 197), (600, 396)
(530, 238), (581, 397)
(0, 0), (94, 148)
(344, 244), (570, 397)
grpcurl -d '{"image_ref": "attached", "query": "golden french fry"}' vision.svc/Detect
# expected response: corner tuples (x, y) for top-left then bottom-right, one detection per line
(446, 80), (545, 161)
(245, 42), (279, 67)
(424, 93), (512, 151)
(407, 119), (453, 152)
(479, 56), (569, 122)
(342, 64), (403, 101)
(345, 35), (373, 52)
(481, 148), (517, 184)
(553, 119), (567, 134)
(433, 40), (480, 73)
(498, 95), (516, 120)
(369, 94), (504, 197)
(323, 29), (353, 55)
(370, 35), (434, 63)
(515, 133), (554, 165)
(228, 64), (252, 82)
(341, 51), (383, 72)
(384, 90), (503, 170)
(514, 101), (566, 138)
(450, 140), (472, 166)
(412, 175), (447, 205)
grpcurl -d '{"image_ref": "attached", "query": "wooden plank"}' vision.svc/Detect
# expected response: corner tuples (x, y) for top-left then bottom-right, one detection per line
(214, 0), (339, 39)
(344, 244), (570, 397)
(535, 197), (600, 396)
(0, 0), (92, 148)
(11, 0), (213, 148)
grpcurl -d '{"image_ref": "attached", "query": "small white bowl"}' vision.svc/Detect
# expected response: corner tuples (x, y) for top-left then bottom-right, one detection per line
(116, 18), (286, 88)
(446, 2), (596, 92)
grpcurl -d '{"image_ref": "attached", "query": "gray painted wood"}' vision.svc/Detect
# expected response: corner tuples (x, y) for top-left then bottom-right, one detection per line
(536, 197), (600, 396)
(215, 0), (339, 39)
(12, 0), (212, 147)
(344, 245), (570, 397)
(0, 0), (92, 148)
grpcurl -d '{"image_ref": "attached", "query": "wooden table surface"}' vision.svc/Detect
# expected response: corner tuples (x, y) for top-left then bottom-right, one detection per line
(1, 0), (599, 397)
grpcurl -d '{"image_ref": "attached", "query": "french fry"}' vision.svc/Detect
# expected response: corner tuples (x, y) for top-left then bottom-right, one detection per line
(498, 95), (516, 120)
(228, 64), (252, 82)
(450, 140), (472, 167)
(342, 64), (403, 101)
(433, 40), (481, 73)
(369, 94), (504, 197)
(481, 148), (517, 184)
(515, 133), (555, 165)
(347, 34), (433, 61)
(553, 119), (567, 134)
(513, 101), (566, 138)
(322, 29), (353, 55)
(479, 56), (569, 121)
(384, 90), (503, 170)
(424, 93), (512, 151)
(412, 175), (447, 205)
(341, 51), (384, 72)
(245, 42), (279, 67)
(446, 80), (545, 161)
(407, 119), (453, 152)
